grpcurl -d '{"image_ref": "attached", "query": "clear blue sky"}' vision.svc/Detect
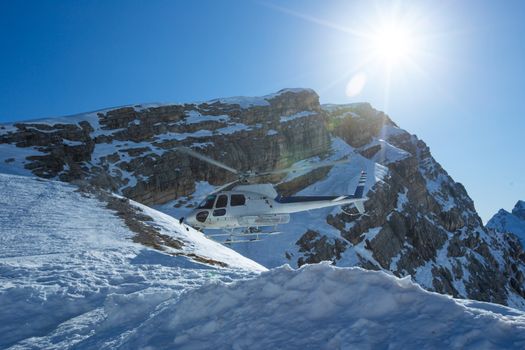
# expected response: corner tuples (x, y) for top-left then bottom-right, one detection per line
(0, 0), (523, 222)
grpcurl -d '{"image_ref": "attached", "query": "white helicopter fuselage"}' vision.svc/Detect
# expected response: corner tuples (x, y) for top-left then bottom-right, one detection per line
(184, 183), (367, 230)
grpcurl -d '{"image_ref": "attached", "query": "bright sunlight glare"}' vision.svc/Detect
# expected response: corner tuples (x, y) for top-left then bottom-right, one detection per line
(370, 22), (415, 66)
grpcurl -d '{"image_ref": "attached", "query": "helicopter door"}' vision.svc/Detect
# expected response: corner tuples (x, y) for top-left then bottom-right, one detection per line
(212, 194), (228, 217)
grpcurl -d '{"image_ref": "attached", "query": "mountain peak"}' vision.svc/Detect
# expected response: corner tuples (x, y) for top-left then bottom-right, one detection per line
(488, 201), (525, 250)
(513, 200), (525, 220)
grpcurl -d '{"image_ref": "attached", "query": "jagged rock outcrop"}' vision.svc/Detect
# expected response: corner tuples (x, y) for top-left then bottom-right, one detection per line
(1, 88), (525, 310)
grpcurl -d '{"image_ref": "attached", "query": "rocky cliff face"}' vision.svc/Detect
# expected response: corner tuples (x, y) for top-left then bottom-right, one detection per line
(0, 89), (328, 205)
(1, 88), (525, 310)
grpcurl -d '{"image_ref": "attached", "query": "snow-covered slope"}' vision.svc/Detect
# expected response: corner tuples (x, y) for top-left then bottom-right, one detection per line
(99, 263), (525, 349)
(1, 162), (525, 349)
(488, 200), (525, 246)
(0, 173), (264, 349)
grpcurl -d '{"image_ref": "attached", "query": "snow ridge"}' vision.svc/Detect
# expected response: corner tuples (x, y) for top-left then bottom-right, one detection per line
(116, 263), (525, 349)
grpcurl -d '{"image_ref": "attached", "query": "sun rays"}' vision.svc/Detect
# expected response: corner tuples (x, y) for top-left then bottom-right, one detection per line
(261, 1), (442, 112)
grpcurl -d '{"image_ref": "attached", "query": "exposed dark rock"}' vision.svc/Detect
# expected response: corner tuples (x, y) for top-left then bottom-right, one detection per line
(296, 230), (347, 267)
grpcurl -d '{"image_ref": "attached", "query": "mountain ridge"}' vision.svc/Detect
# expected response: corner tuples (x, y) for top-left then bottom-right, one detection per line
(1, 88), (524, 310)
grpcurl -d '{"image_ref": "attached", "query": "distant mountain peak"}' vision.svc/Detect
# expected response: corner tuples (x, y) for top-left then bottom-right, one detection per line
(512, 200), (525, 220)
(488, 200), (525, 248)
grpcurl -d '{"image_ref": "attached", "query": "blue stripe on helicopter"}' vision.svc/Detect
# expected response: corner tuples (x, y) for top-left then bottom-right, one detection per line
(275, 195), (360, 203)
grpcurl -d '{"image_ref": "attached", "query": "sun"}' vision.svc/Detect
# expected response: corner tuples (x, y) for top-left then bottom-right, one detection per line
(262, 1), (435, 102)
(369, 21), (415, 66)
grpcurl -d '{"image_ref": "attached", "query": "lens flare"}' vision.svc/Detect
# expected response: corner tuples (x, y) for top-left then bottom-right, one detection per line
(346, 72), (367, 97)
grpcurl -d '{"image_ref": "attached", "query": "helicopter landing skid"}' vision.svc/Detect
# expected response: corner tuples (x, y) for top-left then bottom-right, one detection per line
(206, 229), (281, 243)
(207, 231), (282, 237)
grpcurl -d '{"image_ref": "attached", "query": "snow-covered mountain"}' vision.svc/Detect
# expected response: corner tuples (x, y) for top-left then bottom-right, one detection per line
(488, 200), (525, 246)
(0, 173), (264, 348)
(1, 88), (525, 311)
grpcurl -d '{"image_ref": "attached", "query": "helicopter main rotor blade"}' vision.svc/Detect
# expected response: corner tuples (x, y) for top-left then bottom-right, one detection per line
(255, 158), (350, 177)
(211, 179), (240, 194)
(177, 147), (240, 175)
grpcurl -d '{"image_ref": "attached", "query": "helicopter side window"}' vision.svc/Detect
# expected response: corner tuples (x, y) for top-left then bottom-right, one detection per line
(197, 195), (216, 209)
(196, 211), (209, 223)
(215, 195), (228, 208)
(213, 209), (226, 217)
(230, 194), (246, 206)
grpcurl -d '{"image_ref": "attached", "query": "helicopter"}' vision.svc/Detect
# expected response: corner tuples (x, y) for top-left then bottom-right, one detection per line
(177, 147), (368, 243)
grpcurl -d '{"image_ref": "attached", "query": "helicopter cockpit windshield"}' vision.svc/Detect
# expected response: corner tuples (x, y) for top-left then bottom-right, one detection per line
(197, 195), (216, 209)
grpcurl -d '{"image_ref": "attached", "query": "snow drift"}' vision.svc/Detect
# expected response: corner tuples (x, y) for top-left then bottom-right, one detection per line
(112, 263), (525, 349)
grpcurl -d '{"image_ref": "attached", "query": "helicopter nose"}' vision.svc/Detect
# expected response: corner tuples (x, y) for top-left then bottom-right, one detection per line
(184, 213), (197, 226)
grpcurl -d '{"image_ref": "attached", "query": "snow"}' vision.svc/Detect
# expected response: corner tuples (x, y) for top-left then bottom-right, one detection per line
(7, 172), (522, 349)
(380, 124), (408, 138)
(352, 227), (383, 268)
(0, 143), (46, 176)
(190, 141), (214, 149)
(133, 200), (265, 271)
(0, 173), (264, 348)
(396, 188), (409, 211)
(217, 122), (252, 134)
(0, 123), (19, 136)
(178, 110), (230, 125)
(212, 96), (270, 108)
(157, 129), (214, 141)
(279, 155), (322, 183)
(63, 139), (84, 146)
(363, 226), (382, 242)
(365, 138), (411, 165)
(280, 110), (316, 123)
(153, 122), (255, 142)
(112, 263), (525, 349)
(411, 233), (472, 298)
(420, 159), (457, 212)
